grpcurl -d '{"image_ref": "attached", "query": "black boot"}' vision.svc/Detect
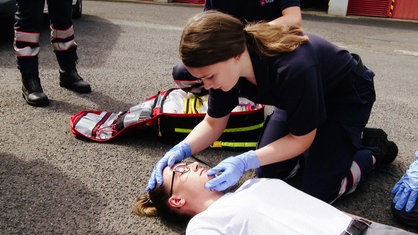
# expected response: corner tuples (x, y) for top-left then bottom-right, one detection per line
(21, 74), (49, 107)
(59, 69), (91, 93)
(362, 128), (398, 166)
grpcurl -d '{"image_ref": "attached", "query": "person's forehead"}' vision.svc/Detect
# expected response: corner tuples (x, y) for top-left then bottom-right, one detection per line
(162, 166), (173, 187)
(162, 163), (184, 181)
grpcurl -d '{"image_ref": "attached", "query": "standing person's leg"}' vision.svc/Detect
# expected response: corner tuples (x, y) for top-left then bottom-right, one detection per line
(15, 0), (49, 106)
(256, 107), (303, 181)
(47, 0), (91, 93)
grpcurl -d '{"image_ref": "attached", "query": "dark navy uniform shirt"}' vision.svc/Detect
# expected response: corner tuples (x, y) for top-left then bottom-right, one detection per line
(207, 34), (357, 136)
(204, 0), (300, 23)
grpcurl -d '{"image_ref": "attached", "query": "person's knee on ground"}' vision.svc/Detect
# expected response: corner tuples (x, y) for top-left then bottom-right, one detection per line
(172, 63), (207, 96)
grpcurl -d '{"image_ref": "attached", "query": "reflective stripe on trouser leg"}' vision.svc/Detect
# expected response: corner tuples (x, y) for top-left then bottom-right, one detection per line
(52, 40), (77, 51)
(51, 25), (74, 39)
(50, 24), (78, 69)
(51, 26), (77, 52)
(332, 149), (374, 203)
(14, 46), (40, 58)
(14, 31), (41, 74)
(15, 31), (40, 43)
(335, 161), (361, 202)
(14, 31), (40, 57)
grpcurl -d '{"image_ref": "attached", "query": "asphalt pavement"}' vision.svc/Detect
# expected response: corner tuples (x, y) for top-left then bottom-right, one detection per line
(1, 1), (417, 234)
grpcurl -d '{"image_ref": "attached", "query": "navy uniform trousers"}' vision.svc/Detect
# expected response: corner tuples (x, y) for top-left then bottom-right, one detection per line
(257, 55), (376, 203)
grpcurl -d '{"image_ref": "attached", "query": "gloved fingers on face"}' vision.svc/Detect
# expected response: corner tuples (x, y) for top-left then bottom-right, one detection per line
(166, 153), (179, 167)
(154, 161), (166, 186)
(205, 176), (229, 191)
(206, 166), (225, 176)
(146, 170), (157, 191)
(406, 191), (418, 212)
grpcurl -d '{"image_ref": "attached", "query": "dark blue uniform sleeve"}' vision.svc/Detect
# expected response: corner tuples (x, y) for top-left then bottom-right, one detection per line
(207, 86), (240, 118)
(281, 65), (326, 136)
(279, 0), (300, 10)
(205, 0), (300, 23)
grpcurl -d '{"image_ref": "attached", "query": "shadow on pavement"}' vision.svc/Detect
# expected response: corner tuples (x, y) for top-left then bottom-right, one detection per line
(0, 153), (105, 234)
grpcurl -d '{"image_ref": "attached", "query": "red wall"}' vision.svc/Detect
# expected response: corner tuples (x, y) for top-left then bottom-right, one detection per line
(392, 0), (418, 20)
(347, 0), (393, 17)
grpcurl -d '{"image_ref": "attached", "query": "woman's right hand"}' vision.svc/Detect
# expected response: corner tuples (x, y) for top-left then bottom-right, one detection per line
(146, 141), (192, 191)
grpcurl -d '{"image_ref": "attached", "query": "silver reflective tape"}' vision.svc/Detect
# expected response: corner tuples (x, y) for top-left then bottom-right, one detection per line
(50, 25), (74, 39)
(15, 46), (40, 57)
(334, 161), (362, 204)
(123, 107), (152, 127)
(15, 31), (40, 43)
(74, 112), (108, 137)
(348, 161), (361, 192)
(52, 40), (77, 51)
(129, 99), (155, 113)
(96, 113), (119, 140)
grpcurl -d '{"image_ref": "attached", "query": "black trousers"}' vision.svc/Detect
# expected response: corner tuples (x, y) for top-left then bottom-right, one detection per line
(257, 57), (376, 203)
(14, 0), (76, 74)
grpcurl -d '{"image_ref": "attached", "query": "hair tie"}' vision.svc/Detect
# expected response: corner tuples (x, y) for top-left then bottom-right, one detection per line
(147, 193), (154, 204)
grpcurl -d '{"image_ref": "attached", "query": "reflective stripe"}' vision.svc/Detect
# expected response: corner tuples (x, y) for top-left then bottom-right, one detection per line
(15, 31), (40, 43)
(52, 40), (77, 51)
(334, 161), (362, 203)
(183, 97), (202, 114)
(14, 46), (40, 57)
(210, 141), (257, 148)
(221, 123), (264, 133)
(174, 122), (264, 134)
(348, 161), (362, 193)
(50, 25), (74, 39)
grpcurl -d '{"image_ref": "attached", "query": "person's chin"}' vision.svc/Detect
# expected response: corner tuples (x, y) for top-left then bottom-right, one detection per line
(220, 86), (232, 92)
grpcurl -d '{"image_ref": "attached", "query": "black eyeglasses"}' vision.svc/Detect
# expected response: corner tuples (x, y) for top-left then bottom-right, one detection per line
(169, 163), (191, 197)
(168, 155), (213, 197)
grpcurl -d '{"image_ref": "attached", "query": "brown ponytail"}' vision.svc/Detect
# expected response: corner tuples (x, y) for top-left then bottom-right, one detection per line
(244, 23), (309, 56)
(179, 10), (309, 68)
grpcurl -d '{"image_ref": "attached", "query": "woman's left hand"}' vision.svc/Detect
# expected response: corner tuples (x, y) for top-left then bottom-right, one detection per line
(205, 151), (259, 191)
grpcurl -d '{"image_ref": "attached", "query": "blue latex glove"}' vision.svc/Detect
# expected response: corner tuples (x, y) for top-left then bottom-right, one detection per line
(146, 141), (191, 191)
(205, 150), (260, 191)
(392, 151), (418, 212)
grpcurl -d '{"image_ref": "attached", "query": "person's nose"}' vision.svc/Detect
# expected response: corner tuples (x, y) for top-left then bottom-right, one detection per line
(203, 80), (213, 90)
(190, 162), (200, 172)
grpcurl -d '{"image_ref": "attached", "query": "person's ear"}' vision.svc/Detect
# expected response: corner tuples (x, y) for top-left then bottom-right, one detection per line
(234, 54), (241, 61)
(168, 196), (186, 208)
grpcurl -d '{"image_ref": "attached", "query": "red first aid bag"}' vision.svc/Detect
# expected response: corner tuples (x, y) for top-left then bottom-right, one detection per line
(70, 88), (265, 149)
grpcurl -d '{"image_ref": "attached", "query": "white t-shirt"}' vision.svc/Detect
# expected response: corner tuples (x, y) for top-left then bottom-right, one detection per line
(186, 178), (352, 235)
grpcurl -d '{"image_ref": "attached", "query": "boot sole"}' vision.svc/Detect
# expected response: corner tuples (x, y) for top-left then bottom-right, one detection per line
(362, 128), (399, 165)
(362, 128), (388, 147)
(22, 93), (49, 107)
(60, 82), (92, 93)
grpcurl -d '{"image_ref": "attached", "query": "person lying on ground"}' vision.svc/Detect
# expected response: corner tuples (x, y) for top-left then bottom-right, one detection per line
(135, 161), (414, 235)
